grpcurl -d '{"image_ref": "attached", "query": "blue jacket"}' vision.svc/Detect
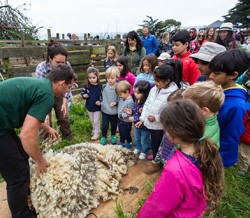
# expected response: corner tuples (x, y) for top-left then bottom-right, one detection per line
(218, 85), (247, 167)
(141, 33), (158, 55)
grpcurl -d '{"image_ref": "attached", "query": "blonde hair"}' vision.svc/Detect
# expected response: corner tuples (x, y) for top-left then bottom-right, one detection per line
(183, 81), (225, 113)
(106, 45), (118, 61)
(105, 65), (119, 78)
(115, 80), (131, 95)
(162, 32), (170, 44)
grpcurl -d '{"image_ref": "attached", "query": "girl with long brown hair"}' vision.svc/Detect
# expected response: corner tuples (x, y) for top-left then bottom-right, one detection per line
(138, 99), (224, 218)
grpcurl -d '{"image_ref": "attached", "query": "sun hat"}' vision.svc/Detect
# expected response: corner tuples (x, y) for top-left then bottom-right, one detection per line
(218, 22), (234, 32)
(157, 52), (171, 60)
(190, 42), (226, 62)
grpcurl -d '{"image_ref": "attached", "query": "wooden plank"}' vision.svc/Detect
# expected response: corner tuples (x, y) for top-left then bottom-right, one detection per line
(90, 160), (160, 217)
(0, 47), (47, 59)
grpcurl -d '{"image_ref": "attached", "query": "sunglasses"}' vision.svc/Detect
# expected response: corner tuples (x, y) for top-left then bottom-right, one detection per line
(198, 35), (204, 38)
(194, 59), (209, 65)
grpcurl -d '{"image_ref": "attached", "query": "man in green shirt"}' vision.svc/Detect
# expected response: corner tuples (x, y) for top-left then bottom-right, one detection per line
(0, 64), (77, 218)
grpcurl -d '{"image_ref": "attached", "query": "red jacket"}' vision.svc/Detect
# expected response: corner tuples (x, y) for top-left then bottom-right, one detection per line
(240, 111), (250, 144)
(172, 51), (201, 85)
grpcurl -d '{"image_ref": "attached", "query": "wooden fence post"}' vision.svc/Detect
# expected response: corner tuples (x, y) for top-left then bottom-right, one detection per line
(20, 31), (29, 66)
(47, 29), (51, 40)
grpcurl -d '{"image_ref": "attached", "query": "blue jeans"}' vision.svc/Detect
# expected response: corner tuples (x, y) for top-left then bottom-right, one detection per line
(101, 112), (118, 137)
(134, 127), (150, 154)
(0, 132), (37, 218)
(118, 120), (132, 143)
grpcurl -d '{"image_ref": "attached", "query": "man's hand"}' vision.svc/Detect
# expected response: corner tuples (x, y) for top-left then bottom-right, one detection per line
(35, 156), (50, 175)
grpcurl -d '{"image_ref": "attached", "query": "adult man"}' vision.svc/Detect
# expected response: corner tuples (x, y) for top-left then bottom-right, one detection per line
(0, 64), (77, 218)
(141, 26), (158, 55)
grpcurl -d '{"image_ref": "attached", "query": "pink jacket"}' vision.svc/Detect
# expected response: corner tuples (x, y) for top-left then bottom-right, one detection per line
(118, 72), (136, 96)
(137, 150), (206, 218)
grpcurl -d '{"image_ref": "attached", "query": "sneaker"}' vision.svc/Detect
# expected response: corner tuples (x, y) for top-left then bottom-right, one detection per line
(143, 161), (162, 175)
(238, 170), (247, 175)
(139, 153), (146, 160)
(133, 148), (140, 155)
(110, 135), (117, 145)
(125, 142), (132, 149)
(147, 154), (154, 160)
(100, 137), (107, 145)
(117, 142), (125, 146)
(91, 134), (99, 141)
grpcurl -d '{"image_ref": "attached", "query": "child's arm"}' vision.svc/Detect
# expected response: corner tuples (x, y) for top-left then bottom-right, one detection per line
(120, 100), (134, 120)
(81, 85), (89, 99)
(137, 169), (183, 217)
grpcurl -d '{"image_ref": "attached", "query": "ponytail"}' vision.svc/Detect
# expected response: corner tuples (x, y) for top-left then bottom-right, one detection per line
(195, 137), (224, 213)
(164, 59), (183, 88)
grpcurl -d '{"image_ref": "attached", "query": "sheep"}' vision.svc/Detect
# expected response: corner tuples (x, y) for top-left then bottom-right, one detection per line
(30, 142), (137, 217)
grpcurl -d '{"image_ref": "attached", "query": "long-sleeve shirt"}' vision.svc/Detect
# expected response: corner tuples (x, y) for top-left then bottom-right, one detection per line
(117, 97), (134, 122)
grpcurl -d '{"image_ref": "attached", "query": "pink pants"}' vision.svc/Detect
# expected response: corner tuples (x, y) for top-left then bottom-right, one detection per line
(87, 111), (101, 136)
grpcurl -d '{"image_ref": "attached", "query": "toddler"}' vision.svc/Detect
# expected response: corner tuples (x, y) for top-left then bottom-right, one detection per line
(81, 67), (103, 140)
(116, 81), (134, 148)
(99, 66), (119, 145)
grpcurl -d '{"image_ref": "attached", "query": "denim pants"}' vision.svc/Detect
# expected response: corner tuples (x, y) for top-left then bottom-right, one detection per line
(134, 127), (150, 154)
(118, 120), (132, 143)
(0, 132), (36, 218)
(150, 129), (164, 159)
(101, 112), (118, 137)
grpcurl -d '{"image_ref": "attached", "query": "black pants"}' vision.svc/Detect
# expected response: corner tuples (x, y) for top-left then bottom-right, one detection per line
(118, 120), (132, 143)
(101, 112), (118, 137)
(150, 129), (164, 158)
(0, 132), (36, 218)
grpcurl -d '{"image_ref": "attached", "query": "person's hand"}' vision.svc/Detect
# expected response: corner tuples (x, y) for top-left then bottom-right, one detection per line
(61, 103), (68, 117)
(95, 101), (101, 106)
(135, 120), (143, 128)
(124, 108), (132, 115)
(110, 102), (116, 107)
(35, 156), (50, 175)
(139, 108), (143, 113)
(47, 127), (59, 141)
(148, 115), (155, 122)
(83, 94), (89, 98)
(129, 116), (134, 122)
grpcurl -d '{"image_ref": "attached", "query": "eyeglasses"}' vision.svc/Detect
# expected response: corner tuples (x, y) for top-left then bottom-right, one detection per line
(194, 59), (209, 65)
(198, 35), (204, 38)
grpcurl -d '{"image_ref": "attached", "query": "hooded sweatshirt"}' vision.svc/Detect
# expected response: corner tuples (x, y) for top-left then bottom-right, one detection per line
(218, 85), (247, 167)
(205, 114), (220, 148)
(137, 150), (206, 218)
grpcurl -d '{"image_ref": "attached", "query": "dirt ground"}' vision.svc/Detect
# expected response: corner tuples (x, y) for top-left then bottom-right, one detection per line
(0, 160), (161, 218)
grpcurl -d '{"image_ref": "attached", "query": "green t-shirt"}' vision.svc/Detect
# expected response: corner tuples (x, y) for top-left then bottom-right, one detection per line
(0, 77), (54, 136)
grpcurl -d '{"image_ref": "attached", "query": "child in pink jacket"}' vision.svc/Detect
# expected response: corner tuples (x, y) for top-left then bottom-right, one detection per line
(137, 99), (224, 218)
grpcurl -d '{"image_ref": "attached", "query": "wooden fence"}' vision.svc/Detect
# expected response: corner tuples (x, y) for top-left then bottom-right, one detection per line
(0, 38), (123, 86)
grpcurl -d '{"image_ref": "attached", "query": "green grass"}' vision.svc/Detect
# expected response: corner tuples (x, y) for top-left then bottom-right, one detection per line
(1, 101), (250, 218)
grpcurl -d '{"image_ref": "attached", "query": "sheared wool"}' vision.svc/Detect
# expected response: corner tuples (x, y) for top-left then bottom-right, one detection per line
(30, 142), (137, 218)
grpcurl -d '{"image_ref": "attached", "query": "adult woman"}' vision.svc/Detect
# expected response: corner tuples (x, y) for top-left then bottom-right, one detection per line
(190, 30), (207, 54)
(156, 32), (173, 57)
(205, 27), (216, 42)
(214, 22), (243, 50)
(35, 40), (73, 140)
(124, 30), (146, 75)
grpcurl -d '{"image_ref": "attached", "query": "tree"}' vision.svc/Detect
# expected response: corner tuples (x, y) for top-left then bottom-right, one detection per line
(138, 16), (181, 37)
(0, 1), (40, 40)
(223, 0), (250, 28)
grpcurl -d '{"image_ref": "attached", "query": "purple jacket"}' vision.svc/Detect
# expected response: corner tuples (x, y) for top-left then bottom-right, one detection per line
(137, 150), (206, 218)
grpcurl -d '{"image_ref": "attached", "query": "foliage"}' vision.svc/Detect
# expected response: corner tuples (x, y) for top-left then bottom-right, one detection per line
(223, 0), (250, 28)
(138, 15), (181, 37)
(0, 1), (40, 40)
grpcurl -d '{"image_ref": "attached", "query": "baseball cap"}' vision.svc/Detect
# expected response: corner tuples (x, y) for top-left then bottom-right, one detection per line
(190, 42), (226, 62)
(157, 52), (171, 60)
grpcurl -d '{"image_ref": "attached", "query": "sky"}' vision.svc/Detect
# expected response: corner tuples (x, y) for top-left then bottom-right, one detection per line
(8, 0), (239, 39)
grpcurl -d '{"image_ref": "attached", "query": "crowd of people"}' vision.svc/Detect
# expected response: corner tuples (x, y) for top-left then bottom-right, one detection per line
(0, 21), (250, 217)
